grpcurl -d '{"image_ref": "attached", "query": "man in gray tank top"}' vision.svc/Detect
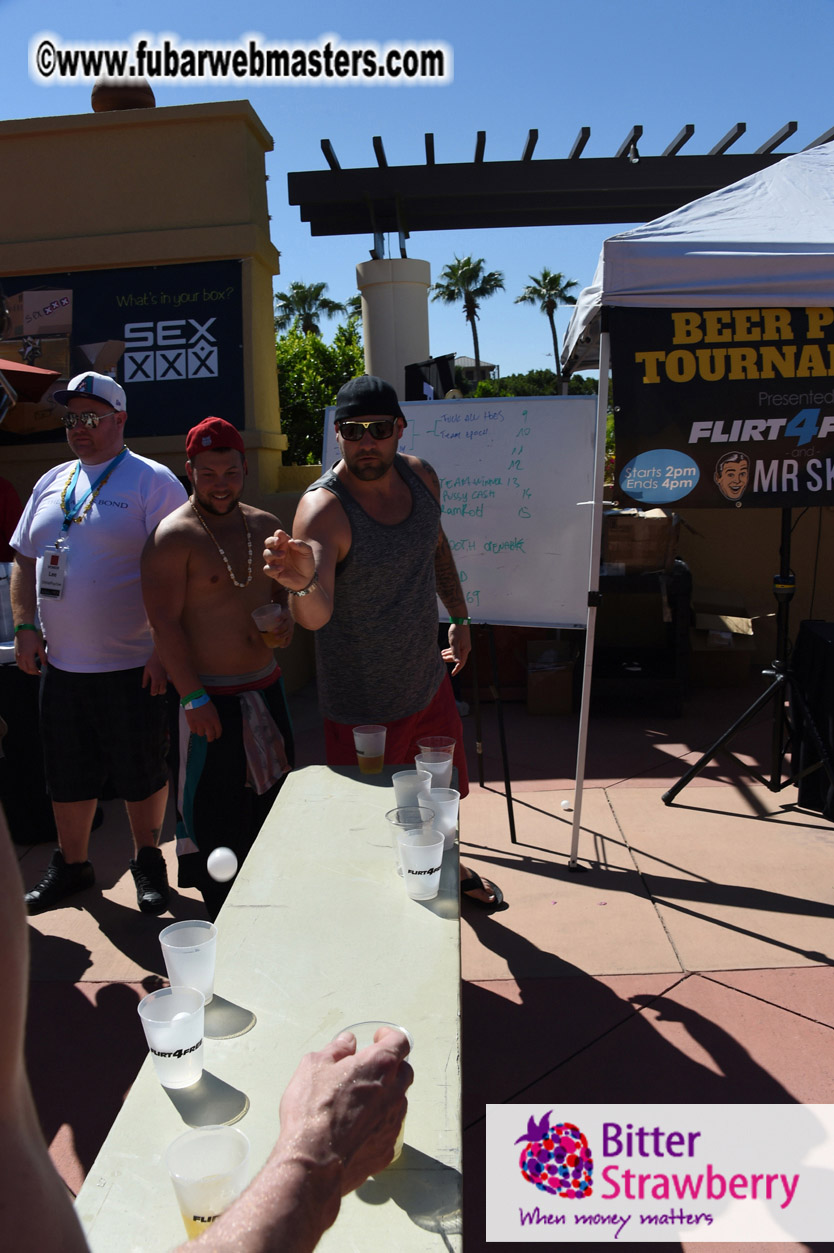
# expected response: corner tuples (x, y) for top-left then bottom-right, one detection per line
(264, 375), (502, 908)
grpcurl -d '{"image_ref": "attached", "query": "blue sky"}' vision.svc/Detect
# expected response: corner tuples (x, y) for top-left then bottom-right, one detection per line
(4, 0), (834, 376)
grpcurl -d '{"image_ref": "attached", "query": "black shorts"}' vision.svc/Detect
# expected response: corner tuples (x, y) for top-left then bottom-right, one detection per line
(40, 663), (169, 803)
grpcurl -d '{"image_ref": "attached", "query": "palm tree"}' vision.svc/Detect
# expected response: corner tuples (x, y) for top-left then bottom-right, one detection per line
(431, 255), (505, 380)
(274, 281), (347, 336)
(515, 268), (578, 384)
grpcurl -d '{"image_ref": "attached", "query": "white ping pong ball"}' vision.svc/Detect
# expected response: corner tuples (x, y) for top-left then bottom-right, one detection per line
(561, 800), (571, 811)
(207, 847), (238, 882)
(171, 1011), (191, 1022)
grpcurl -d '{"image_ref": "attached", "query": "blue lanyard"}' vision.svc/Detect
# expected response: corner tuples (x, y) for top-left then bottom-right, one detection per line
(62, 447), (129, 532)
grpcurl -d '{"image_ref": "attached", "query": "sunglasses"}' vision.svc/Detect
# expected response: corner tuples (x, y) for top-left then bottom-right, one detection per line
(336, 418), (398, 442)
(61, 410), (116, 429)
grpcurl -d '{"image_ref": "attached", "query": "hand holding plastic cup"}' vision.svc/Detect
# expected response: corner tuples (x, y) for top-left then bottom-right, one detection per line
(392, 769), (432, 809)
(160, 920), (217, 1005)
(334, 1021), (413, 1163)
(385, 805), (435, 875)
(415, 751), (454, 790)
(138, 986), (205, 1089)
(398, 829), (445, 901)
(427, 788), (460, 850)
(353, 724), (386, 774)
(166, 1125), (250, 1240)
(251, 603), (288, 648)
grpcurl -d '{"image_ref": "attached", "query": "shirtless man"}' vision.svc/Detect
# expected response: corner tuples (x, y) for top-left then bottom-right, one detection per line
(142, 417), (294, 917)
(0, 803), (412, 1253)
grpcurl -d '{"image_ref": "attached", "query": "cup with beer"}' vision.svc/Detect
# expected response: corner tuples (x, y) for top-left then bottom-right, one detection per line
(352, 724), (386, 774)
(333, 1021), (413, 1162)
(166, 1125), (250, 1240)
(251, 603), (289, 648)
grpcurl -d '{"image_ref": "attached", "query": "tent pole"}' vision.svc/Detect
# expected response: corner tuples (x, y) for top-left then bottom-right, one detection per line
(569, 331), (609, 869)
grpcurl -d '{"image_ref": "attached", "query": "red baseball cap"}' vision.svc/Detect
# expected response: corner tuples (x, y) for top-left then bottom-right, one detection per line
(185, 417), (245, 460)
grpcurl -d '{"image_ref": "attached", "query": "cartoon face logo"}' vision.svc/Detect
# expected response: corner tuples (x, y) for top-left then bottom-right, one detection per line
(714, 451), (750, 502)
(516, 1113), (593, 1198)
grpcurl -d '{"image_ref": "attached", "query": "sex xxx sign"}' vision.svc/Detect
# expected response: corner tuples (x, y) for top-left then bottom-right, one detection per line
(609, 306), (834, 509)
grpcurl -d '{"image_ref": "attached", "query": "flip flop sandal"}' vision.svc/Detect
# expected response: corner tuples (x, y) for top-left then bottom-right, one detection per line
(460, 870), (504, 909)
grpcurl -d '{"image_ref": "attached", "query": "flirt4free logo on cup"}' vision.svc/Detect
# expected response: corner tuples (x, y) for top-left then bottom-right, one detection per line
(488, 1104), (834, 1242)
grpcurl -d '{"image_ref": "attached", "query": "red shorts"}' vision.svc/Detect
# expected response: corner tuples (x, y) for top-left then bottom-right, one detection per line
(323, 674), (469, 798)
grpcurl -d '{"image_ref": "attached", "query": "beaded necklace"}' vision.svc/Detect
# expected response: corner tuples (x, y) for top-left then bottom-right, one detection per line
(190, 498), (253, 588)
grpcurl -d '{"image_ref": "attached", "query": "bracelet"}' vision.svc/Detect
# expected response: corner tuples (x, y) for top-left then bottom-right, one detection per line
(449, 616), (471, 626)
(183, 693), (211, 711)
(289, 570), (319, 598)
(181, 687), (207, 708)
(14, 623), (39, 635)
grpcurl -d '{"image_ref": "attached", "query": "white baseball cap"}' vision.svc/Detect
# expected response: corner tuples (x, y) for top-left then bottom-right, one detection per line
(53, 371), (126, 412)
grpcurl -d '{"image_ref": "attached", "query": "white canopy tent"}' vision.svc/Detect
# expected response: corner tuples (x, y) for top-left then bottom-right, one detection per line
(562, 139), (834, 376)
(561, 140), (834, 865)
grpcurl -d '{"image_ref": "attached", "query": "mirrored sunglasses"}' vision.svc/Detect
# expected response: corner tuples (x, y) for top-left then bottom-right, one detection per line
(336, 418), (398, 442)
(61, 410), (114, 429)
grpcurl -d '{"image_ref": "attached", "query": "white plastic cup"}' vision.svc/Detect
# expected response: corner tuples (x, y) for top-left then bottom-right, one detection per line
(415, 751), (454, 790)
(159, 920), (218, 1006)
(251, 603), (287, 648)
(334, 1021), (413, 1162)
(416, 735), (455, 757)
(385, 805), (435, 875)
(428, 788), (461, 850)
(398, 829), (445, 901)
(166, 1125), (250, 1240)
(353, 724), (386, 774)
(392, 769), (432, 809)
(138, 986), (205, 1089)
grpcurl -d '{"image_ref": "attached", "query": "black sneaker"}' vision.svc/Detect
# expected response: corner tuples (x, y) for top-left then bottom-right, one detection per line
(25, 849), (95, 915)
(129, 846), (170, 915)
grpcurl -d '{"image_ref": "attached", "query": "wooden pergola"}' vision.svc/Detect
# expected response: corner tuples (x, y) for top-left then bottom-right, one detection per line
(288, 122), (834, 257)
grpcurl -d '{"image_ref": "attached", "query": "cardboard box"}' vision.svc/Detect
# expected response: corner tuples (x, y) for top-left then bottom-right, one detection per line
(6, 289), (73, 339)
(0, 391), (64, 436)
(689, 592), (757, 687)
(526, 641), (575, 715)
(601, 509), (678, 575)
(0, 337), (71, 379)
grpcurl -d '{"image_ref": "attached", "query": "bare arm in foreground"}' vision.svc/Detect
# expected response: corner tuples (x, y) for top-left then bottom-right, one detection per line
(0, 807), (411, 1252)
(191, 1028), (411, 1252)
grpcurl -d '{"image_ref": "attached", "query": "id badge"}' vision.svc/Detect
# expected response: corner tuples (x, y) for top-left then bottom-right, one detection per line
(39, 545), (67, 599)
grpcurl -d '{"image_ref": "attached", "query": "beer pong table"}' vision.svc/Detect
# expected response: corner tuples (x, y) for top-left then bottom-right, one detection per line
(76, 765), (462, 1251)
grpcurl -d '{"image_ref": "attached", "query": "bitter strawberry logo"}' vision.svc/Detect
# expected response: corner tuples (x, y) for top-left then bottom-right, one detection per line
(516, 1112), (593, 1198)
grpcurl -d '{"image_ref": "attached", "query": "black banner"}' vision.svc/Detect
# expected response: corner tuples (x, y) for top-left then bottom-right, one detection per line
(0, 260), (243, 443)
(609, 306), (834, 508)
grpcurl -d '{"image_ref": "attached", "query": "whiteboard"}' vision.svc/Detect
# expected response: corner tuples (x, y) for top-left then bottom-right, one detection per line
(322, 396), (597, 628)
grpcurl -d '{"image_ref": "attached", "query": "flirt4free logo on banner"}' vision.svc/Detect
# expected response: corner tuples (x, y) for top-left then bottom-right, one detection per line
(487, 1104), (834, 1242)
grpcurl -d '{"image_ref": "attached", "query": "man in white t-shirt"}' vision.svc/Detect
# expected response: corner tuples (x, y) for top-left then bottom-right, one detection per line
(10, 372), (187, 915)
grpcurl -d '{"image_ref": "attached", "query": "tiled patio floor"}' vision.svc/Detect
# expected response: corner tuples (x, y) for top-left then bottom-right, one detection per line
(14, 673), (834, 1252)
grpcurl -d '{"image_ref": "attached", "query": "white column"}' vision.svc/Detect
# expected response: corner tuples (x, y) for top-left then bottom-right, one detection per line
(355, 259), (431, 400)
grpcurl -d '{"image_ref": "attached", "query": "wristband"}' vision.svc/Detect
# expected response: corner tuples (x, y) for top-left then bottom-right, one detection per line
(289, 570), (319, 598)
(181, 687), (207, 708)
(449, 616), (470, 626)
(183, 693), (211, 711)
(14, 623), (39, 634)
